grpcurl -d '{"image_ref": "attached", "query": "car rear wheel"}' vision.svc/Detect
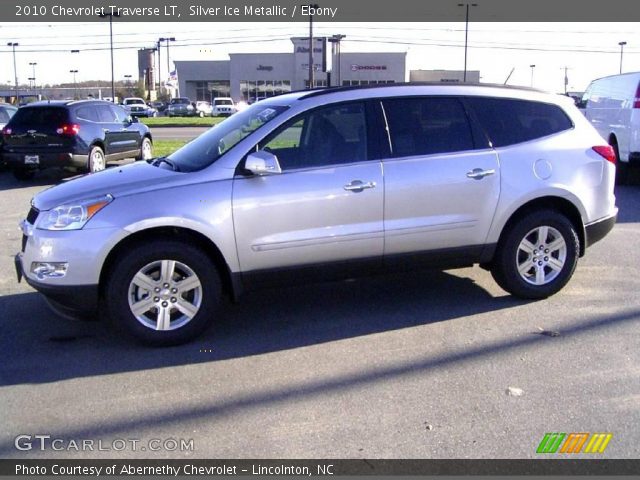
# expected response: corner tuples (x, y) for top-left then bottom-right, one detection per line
(491, 210), (579, 299)
(105, 241), (221, 346)
(88, 146), (106, 173)
(136, 137), (153, 160)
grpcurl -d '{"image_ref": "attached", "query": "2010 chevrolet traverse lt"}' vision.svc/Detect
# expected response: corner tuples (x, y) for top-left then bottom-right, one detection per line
(15, 84), (617, 345)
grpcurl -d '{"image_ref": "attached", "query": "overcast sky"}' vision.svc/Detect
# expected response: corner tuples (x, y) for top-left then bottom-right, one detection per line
(1, 21), (638, 93)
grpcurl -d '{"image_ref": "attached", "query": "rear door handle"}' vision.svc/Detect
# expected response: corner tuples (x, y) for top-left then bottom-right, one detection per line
(344, 180), (376, 192)
(466, 168), (496, 180)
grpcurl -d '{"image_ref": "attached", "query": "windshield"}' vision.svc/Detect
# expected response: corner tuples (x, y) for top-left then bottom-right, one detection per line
(125, 99), (145, 105)
(171, 98), (190, 105)
(215, 99), (233, 106)
(167, 103), (288, 172)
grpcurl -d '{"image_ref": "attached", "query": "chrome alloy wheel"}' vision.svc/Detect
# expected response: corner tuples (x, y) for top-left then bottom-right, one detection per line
(141, 138), (153, 160)
(90, 149), (106, 172)
(127, 260), (202, 331)
(516, 226), (567, 286)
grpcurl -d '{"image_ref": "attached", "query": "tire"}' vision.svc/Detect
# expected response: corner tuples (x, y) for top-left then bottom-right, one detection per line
(13, 168), (36, 181)
(88, 146), (106, 173)
(198, 111), (204, 118)
(491, 210), (579, 299)
(105, 241), (221, 346)
(136, 137), (153, 161)
(611, 140), (629, 185)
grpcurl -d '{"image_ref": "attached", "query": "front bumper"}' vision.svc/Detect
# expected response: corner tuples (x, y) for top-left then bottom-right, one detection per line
(585, 211), (617, 248)
(15, 253), (99, 314)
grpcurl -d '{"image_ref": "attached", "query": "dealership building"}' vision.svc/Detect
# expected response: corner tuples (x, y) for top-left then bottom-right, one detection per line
(173, 37), (407, 103)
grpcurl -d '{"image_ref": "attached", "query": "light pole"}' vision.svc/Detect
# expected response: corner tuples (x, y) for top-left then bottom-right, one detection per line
(158, 37), (176, 96)
(328, 34), (346, 87)
(124, 74), (132, 95)
(7, 42), (19, 104)
(530, 64), (536, 88)
(458, 3), (477, 83)
(70, 70), (78, 99)
(618, 41), (627, 74)
(307, 4), (319, 88)
(99, 12), (120, 102)
(29, 62), (37, 96)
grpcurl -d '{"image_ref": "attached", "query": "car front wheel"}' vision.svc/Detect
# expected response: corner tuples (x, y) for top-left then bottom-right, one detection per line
(491, 210), (579, 299)
(105, 241), (221, 346)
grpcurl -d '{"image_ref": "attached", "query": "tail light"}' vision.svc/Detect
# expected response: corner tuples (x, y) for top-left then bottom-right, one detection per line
(634, 81), (640, 108)
(57, 124), (80, 136)
(2, 126), (11, 136)
(592, 145), (616, 164)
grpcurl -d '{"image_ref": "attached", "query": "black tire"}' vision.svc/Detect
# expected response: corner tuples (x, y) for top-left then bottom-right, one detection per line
(612, 140), (629, 185)
(88, 145), (106, 173)
(491, 210), (579, 299)
(105, 241), (221, 346)
(136, 137), (153, 160)
(13, 168), (36, 181)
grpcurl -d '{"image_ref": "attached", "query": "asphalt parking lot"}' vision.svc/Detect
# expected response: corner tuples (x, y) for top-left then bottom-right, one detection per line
(0, 167), (639, 459)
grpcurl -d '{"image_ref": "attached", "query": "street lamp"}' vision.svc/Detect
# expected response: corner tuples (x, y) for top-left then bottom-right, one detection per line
(70, 70), (78, 99)
(305, 4), (319, 89)
(328, 34), (346, 87)
(99, 11), (120, 102)
(530, 64), (536, 88)
(158, 37), (176, 96)
(618, 41), (627, 74)
(457, 3), (477, 83)
(124, 74), (132, 95)
(7, 42), (19, 104)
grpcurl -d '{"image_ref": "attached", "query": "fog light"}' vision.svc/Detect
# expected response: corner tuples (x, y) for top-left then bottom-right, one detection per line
(31, 262), (68, 280)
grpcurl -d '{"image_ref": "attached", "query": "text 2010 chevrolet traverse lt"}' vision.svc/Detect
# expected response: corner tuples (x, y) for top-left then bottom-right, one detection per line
(15, 84), (617, 345)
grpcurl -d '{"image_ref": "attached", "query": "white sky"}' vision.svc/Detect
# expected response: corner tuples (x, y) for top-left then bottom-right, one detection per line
(1, 22), (639, 93)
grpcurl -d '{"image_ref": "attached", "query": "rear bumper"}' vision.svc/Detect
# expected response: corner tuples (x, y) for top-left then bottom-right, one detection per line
(585, 211), (617, 249)
(4, 151), (87, 169)
(15, 253), (99, 315)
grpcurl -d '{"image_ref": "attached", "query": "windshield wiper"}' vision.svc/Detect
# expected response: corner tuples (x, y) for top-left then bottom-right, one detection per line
(151, 157), (179, 171)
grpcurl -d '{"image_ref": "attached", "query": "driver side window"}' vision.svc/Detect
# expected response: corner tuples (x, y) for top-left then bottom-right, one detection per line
(260, 102), (368, 170)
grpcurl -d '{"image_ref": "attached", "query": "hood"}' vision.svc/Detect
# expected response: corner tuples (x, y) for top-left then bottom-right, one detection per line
(33, 161), (181, 211)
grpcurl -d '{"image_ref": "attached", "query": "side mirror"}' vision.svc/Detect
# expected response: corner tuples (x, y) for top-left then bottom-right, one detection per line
(245, 150), (282, 175)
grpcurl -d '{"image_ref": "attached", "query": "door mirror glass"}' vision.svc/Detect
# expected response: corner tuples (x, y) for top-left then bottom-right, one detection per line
(245, 150), (282, 175)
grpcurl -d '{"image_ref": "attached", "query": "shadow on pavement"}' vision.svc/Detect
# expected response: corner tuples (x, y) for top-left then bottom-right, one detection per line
(0, 269), (525, 386)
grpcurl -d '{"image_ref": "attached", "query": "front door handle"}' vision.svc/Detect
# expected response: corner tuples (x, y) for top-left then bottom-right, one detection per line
(466, 168), (496, 180)
(344, 180), (376, 192)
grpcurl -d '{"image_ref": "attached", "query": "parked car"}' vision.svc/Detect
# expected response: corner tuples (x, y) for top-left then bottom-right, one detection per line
(122, 97), (157, 118)
(166, 97), (195, 117)
(2, 99), (153, 180)
(211, 97), (237, 116)
(195, 101), (213, 117)
(15, 84), (617, 345)
(581, 72), (640, 184)
(149, 101), (167, 113)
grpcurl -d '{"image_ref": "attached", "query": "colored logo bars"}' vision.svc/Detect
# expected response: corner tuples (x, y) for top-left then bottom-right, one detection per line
(537, 433), (613, 454)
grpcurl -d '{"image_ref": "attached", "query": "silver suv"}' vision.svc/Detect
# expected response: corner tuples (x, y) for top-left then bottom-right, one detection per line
(15, 84), (618, 345)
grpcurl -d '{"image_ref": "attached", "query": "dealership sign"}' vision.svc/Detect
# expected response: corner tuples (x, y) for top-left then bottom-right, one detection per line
(351, 65), (387, 71)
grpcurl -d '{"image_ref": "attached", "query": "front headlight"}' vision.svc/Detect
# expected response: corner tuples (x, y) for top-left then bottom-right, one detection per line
(37, 194), (113, 231)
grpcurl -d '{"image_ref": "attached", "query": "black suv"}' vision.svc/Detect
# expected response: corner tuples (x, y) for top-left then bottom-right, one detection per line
(2, 100), (153, 180)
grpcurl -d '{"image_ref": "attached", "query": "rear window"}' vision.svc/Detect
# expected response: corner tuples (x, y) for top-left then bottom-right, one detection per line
(9, 106), (69, 126)
(465, 97), (573, 147)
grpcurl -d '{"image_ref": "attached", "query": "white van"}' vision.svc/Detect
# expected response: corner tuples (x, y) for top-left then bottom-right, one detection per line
(582, 72), (640, 183)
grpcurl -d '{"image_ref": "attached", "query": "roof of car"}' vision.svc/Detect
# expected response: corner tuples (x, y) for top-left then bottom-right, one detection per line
(21, 99), (118, 108)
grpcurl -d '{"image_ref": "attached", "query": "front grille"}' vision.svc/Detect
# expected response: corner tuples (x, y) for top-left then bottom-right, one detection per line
(26, 206), (39, 225)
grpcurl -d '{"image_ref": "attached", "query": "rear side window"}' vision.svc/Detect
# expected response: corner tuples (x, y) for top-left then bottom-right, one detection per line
(96, 105), (116, 122)
(382, 97), (474, 157)
(9, 107), (69, 126)
(466, 97), (573, 147)
(75, 106), (99, 122)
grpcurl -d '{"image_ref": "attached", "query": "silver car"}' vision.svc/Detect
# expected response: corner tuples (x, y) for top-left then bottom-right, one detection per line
(15, 84), (618, 345)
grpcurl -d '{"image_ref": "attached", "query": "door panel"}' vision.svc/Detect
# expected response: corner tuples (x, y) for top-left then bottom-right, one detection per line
(232, 163), (384, 272)
(381, 96), (501, 256)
